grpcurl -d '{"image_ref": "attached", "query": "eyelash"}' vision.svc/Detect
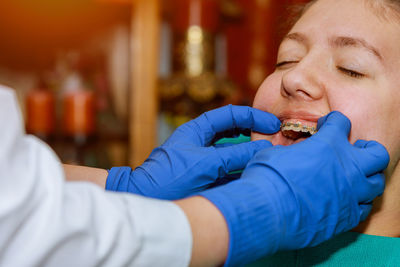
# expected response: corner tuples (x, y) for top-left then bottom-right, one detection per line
(276, 61), (365, 79)
(337, 67), (365, 78)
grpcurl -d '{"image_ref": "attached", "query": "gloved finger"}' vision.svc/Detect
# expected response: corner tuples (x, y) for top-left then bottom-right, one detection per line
(353, 140), (390, 176)
(359, 203), (373, 222)
(214, 142), (236, 148)
(353, 173), (385, 204)
(315, 111), (351, 141)
(215, 140), (273, 175)
(170, 105), (280, 146)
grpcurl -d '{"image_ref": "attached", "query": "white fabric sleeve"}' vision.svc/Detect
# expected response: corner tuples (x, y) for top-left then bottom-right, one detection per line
(0, 86), (192, 267)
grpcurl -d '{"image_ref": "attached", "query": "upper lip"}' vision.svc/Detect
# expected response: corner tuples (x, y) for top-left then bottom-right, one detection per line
(278, 110), (323, 122)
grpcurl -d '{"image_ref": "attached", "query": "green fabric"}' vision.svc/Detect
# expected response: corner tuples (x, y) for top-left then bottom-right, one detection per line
(215, 135), (250, 174)
(247, 232), (400, 266)
(214, 134), (251, 145)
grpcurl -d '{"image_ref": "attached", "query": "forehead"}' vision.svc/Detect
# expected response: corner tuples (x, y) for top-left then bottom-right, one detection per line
(291, 0), (400, 45)
(288, 0), (400, 64)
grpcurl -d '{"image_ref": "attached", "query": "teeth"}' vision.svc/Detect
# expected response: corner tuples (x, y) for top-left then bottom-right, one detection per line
(281, 122), (317, 135)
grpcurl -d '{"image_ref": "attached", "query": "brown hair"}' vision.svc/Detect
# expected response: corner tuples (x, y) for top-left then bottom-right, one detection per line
(366, 0), (400, 21)
(276, 1), (316, 41)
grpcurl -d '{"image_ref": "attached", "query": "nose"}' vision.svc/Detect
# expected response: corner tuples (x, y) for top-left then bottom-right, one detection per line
(281, 60), (325, 101)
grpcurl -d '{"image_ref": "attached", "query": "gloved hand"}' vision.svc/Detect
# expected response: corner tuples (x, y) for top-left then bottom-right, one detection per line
(106, 105), (281, 200)
(199, 111), (389, 266)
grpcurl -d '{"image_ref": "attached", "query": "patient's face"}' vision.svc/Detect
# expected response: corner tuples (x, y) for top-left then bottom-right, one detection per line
(252, 0), (400, 170)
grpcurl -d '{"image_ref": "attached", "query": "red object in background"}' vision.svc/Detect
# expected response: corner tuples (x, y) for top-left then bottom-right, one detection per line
(289, 0), (311, 4)
(63, 91), (95, 137)
(224, 0), (311, 104)
(26, 89), (55, 137)
(224, 0), (283, 103)
(95, 0), (131, 4)
(170, 0), (219, 33)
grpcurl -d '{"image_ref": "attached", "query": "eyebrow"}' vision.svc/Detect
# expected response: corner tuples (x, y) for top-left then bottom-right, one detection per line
(283, 32), (383, 62)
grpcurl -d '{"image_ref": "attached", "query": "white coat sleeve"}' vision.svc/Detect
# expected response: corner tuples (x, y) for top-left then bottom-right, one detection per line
(0, 86), (192, 267)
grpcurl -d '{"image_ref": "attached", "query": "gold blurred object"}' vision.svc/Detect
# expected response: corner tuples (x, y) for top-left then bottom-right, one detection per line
(187, 72), (217, 102)
(184, 26), (213, 77)
(160, 25), (237, 127)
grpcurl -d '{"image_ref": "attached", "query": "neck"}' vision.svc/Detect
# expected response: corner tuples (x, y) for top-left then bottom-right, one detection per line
(353, 160), (400, 237)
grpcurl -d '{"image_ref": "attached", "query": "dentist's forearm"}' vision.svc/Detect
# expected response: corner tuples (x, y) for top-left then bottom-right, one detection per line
(175, 196), (229, 267)
(63, 164), (108, 188)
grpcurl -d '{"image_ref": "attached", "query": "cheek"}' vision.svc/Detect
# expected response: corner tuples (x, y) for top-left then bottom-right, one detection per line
(345, 101), (399, 171)
(326, 81), (400, 174)
(252, 74), (281, 112)
(328, 91), (378, 142)
(328, 89), (393, 150)
(251, 74), (282, 142)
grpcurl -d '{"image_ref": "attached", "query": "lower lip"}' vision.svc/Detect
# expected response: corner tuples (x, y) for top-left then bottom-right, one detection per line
(270, 131), (308, 146)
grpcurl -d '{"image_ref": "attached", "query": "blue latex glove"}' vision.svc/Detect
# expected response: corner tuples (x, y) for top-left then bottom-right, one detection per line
(199, 111), (389, 266)
(106, 105), (281, 200)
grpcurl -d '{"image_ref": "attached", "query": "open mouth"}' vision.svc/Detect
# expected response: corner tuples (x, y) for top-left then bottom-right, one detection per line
(251, 114), (320, 146)
(280, 121), (317, 140)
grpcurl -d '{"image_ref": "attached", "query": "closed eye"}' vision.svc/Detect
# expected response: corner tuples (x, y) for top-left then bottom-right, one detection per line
(337, 67), (365, 78)
(275, 61), (298, 68)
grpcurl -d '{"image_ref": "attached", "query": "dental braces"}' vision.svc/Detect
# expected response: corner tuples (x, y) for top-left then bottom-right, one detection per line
(281, 122), (317, 137)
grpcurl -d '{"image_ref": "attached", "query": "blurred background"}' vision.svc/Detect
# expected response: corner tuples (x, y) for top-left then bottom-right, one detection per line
(0, 0), (309, 169)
